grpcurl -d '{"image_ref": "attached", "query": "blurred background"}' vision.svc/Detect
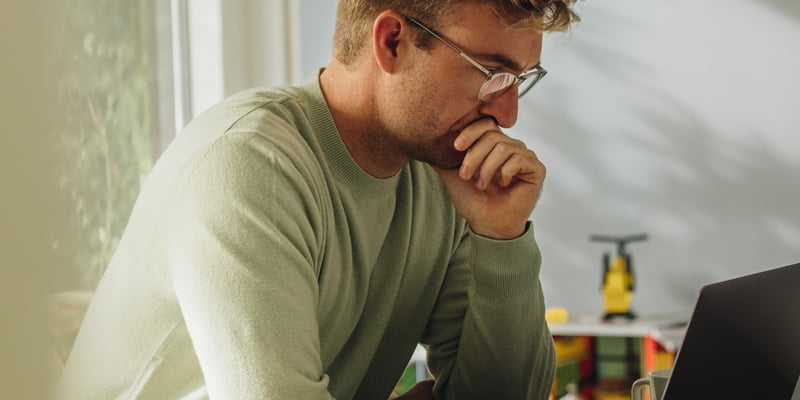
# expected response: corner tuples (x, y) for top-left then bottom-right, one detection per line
(302, 0), (800, 317)
(3, 0), (799, 397)
(516, 0), (800, 316)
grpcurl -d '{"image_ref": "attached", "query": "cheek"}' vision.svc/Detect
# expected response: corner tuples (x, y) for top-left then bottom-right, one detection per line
(428, 82), (482, 128)
(401, 69), (480, 134)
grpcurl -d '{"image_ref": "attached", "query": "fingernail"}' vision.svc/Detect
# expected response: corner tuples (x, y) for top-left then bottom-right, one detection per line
(454, 137), (464, 150)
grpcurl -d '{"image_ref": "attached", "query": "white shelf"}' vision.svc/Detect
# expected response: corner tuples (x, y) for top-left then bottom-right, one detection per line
(548, 314), (688, 352)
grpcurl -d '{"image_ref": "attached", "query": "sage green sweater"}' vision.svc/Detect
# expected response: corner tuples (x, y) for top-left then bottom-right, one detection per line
(58, 77), (555, 400)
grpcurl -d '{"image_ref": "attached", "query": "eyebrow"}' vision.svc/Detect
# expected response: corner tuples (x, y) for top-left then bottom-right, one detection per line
(473, 52), (526, 73)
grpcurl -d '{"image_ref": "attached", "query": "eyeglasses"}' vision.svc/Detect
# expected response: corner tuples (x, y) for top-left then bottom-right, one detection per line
(405, 15), (547, 103)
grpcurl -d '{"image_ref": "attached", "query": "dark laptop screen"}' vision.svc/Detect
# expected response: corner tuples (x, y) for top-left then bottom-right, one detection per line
(664, 263), (800, 400)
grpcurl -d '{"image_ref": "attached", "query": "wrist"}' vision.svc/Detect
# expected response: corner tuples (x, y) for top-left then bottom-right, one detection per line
(470, 223), (527, 240)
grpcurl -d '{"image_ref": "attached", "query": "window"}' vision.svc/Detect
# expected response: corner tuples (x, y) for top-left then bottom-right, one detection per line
(49, 0), (300, 291)
(51, 0), (174, 290)
(42, 0), (302, 371)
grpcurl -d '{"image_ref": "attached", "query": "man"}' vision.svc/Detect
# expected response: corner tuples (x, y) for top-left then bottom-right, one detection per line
(57, 0), (579, 399)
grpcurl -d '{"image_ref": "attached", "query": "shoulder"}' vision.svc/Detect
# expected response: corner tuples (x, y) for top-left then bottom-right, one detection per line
(165, 86), (325, 185)
(187, 86), (316, 150)
(142, 87), (331, 224)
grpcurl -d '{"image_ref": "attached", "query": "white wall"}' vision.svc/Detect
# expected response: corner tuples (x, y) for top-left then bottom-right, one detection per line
(299, 0), (337, 79)
(298, 1), (800, 316)
(526, 0), (800, 315)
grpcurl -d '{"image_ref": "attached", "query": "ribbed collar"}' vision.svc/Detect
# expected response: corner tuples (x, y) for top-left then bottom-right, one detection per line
(299, 72), (402, 196)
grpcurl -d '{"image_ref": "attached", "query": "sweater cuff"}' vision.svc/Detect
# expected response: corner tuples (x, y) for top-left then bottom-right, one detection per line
(469, 221), (542, 300)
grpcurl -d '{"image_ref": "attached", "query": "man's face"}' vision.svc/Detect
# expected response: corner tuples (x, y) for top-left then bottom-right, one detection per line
(383, 3), (544, 170)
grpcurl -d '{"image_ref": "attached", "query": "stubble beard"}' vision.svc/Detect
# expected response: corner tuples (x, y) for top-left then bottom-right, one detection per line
(408, 130), (465, 170)
(390, 105), (469, 170)
(385, 77), (469, 170)
(377, 113), (467, 171)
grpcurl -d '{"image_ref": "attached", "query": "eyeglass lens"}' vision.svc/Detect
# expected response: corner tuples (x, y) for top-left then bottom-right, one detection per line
(480, 74), (516, 100)
(480, 73), (540, 102)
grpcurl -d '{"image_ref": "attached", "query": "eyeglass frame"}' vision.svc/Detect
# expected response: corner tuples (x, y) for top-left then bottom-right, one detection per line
(404, 15), (547, 103)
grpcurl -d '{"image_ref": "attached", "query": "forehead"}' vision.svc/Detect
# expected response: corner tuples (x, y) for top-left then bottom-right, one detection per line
(440, 2), (543, 71)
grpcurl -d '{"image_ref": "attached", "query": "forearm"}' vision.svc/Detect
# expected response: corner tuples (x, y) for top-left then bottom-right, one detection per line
(427, 224), (555, 400)
(445, 285), (555, 399)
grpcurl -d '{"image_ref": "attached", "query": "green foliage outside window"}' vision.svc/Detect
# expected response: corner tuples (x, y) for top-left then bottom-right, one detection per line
(51, 0), (162, 290)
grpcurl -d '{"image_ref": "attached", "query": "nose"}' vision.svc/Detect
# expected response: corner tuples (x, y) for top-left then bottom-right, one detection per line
(477, 88), (519, 128)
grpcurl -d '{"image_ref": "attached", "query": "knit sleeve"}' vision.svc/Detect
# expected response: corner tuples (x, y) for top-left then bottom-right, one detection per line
(422, 223), (555, 400)
(167, 132), (336, 399)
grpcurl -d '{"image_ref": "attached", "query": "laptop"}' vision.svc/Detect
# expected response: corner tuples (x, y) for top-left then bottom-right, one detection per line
(662, 262), (800, 399)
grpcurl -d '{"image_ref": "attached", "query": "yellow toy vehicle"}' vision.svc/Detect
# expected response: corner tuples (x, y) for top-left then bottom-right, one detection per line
(590, 234), (648, 320)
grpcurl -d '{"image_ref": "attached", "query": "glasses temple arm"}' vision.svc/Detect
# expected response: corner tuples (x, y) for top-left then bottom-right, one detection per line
(405, 16), (492, 76)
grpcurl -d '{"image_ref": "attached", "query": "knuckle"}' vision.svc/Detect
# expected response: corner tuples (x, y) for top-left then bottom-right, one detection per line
(494, 141), (513, 153)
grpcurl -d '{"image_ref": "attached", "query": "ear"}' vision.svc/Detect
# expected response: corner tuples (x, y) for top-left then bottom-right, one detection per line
(372, 11), (411, 74)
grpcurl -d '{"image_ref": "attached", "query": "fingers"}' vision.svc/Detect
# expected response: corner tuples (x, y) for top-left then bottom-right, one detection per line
(456, 119), (543, 190)
(453, 118), (497, 151)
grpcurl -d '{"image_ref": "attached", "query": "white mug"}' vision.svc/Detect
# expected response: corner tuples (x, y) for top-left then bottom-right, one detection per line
(631, 368), (672, 400)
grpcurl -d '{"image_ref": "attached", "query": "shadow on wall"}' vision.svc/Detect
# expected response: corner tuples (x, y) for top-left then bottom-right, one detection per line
(760, 0), (800, 19)
(520, 2), (800, 315)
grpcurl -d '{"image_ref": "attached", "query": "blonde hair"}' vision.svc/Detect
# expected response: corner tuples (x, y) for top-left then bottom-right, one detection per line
(333, 0), (580, 65)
